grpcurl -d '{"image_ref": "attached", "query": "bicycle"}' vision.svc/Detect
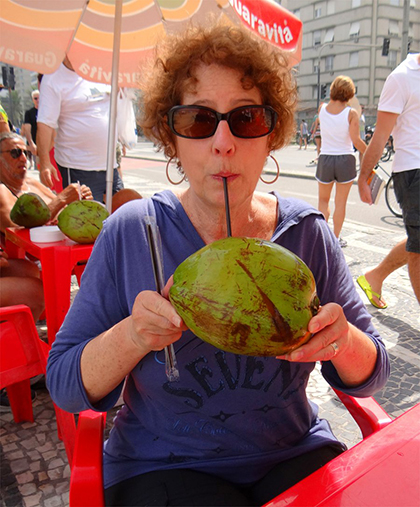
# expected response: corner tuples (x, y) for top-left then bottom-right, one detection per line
(380, 135), (394, 162)
(375, 163), (402, 218)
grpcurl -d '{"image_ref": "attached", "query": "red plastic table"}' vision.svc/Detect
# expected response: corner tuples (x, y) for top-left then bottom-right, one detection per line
(264, 403), (420, 507)
(5, 227), (93, 345)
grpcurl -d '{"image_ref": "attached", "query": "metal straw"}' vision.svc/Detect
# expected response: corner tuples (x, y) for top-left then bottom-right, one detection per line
(222, 177), (232, 237)
(145, 218), (179, 382)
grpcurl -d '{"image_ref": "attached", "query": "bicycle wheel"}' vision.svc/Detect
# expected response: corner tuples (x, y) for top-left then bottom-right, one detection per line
(385, 175), (402, 218)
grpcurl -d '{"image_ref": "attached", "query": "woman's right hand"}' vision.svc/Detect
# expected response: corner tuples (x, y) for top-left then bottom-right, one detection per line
(80, 280), (187, 404)
(128, 283), (187, 355)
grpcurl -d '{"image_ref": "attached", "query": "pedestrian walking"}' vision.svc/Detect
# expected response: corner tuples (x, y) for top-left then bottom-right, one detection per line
(299, 119), (308, 149)
(358, 53), (420, 306)
(21, 89), (39, 169)
(315, 76), (367, 248)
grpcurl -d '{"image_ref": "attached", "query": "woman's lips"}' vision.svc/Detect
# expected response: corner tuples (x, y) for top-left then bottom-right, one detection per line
(213, 172), (238, 180)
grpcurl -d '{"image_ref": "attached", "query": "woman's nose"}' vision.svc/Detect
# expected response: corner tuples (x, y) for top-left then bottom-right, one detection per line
(211, 120), (235, 156)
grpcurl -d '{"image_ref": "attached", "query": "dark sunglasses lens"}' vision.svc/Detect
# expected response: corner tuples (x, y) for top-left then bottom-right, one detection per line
(10, 149), (29, 159)
(230, 107), (274, 138)
(172, 108), (217, 138)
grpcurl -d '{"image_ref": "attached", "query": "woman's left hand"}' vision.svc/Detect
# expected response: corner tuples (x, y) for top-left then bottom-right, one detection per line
(277, 303), (349, 363)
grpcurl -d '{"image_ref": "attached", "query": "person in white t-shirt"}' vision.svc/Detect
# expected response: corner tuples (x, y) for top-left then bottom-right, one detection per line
(37, 56), (124, 203)
(357, 53), (420, 308)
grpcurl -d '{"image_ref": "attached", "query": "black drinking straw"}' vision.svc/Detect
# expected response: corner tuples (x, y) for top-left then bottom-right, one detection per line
(145, 217), (179, 382)
(222, 177), (232, 237)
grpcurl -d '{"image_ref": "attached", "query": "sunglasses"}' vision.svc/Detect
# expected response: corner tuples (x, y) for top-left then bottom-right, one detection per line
(1, 148), (31, 159)
(167, 105), (278, 139)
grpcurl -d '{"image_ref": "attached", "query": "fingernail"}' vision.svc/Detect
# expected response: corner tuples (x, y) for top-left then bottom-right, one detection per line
(291, 350), (303, 361)
(310, 322), (320, 333)
(172, 316), (182, 327)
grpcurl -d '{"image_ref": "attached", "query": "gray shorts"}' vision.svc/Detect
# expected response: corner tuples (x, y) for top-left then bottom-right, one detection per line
(316, 154), (357, 184)
(393, 169), (420, 254)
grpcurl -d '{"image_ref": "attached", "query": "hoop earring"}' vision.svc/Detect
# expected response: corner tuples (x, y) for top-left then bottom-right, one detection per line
(166, 158), (186, 185)
(260, 154), (280, 184)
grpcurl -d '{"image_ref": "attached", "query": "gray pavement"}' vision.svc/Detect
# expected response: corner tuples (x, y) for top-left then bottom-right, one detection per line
(1, 142), (418, 507)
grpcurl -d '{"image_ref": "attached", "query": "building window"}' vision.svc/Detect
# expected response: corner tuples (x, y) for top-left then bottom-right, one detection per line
(390, 0), (399, 5)
(349, 51), (359, 67)
(410, 0), (416, 7)
(293, 9), (300, 19)
(388, 20), (399, 36)
(313, 30), (321, 46)
(314, 3), (322, 18)
(388, 50), (398, 68)
(327, 0), (335, 14)
(324, 28), (334, 43)
(314, 60), (320, 73)
(349, 21), (360, 39)
(352, 0), (361, 7)
(409, 22), (413, 37)
(325, 55), (334, 72)
(313, 86), (318, 100)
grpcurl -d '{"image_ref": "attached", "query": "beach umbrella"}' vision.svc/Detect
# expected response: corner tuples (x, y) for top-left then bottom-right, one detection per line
(0, 0), (302, 211)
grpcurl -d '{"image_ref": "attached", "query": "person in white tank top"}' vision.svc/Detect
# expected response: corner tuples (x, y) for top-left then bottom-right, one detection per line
(315, 76), (367, 247)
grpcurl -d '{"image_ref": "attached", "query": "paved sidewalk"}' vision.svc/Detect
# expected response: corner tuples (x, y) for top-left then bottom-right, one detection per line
(1, 144), (418, 507)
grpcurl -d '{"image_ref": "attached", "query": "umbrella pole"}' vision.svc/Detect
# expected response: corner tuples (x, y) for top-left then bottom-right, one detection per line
(105, 0), (123, 213)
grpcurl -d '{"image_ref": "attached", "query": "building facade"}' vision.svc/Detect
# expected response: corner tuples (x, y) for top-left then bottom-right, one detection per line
(280, 0), (420, 122)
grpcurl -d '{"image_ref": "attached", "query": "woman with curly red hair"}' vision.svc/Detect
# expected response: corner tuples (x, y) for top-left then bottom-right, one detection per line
(47, 22), (388, 506)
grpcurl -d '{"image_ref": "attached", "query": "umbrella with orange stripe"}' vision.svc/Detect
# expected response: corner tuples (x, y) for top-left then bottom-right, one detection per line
(0, 0), (302, 210)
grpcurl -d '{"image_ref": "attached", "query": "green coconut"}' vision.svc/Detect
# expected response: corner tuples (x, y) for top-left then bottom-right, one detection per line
(57, 200), (109, 244)
(10, 193), (51, 228)
(169, 237), (320, 356)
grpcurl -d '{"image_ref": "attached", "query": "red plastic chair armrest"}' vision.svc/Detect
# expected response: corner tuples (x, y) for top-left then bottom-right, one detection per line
(333, 389), (392, 439)
(70, 410), (106, 507)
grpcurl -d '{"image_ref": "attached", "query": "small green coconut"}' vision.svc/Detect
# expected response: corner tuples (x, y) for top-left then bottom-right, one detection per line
(58, 200), (109, 244)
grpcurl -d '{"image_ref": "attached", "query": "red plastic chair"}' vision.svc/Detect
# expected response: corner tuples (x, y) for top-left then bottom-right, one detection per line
(70, 410), (106, 507)
(69, 392), (392, 507)
(0, 305), (77, 466)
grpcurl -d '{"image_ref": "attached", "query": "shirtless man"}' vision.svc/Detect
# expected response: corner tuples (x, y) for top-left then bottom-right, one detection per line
(0, 132), (92, 234)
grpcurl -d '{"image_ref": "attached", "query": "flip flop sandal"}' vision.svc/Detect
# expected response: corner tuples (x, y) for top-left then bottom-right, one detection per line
(357, 275), (388, 309)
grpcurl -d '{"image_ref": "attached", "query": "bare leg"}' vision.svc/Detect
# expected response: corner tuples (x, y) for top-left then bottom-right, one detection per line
(0, 258), (44, 321)
(407, 251), (420, 304)
(364, 239), (408, 308)
(0, 277), (45, 321)
(332, 181), (353, 238)
(318, 182), (334, 223)
(0, 258), (40, 278)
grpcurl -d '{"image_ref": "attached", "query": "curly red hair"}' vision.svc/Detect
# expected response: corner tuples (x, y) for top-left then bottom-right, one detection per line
(139, 21), (297, 163)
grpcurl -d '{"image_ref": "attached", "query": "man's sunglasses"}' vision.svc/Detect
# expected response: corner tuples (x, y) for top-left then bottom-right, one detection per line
(167, 105), (278, 139)
(1, 148), (31, 159)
